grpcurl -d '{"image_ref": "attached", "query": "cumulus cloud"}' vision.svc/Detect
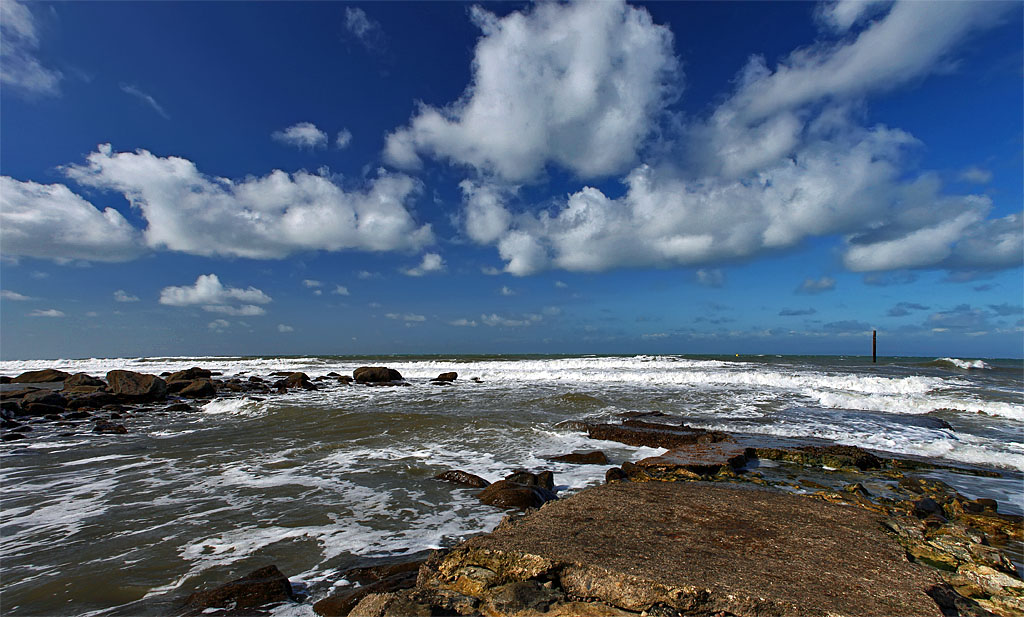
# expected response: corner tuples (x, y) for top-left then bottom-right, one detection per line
(60, 144), (432, 259)
(208, 319), (230, 331)
(277, 324), (294, 333)
(481, 313), (543, 327)
(449, 318), (478, 327)
(120, 84), (169, 119)
(796, 276), (836, 294)
(336, 129), (353, 149)
(113, 290), (139, 302)
(0, 0), (61, 96)
(401, 252), (445, 276)
(433, 1), (1020, 279)
(0, 176), (144, 262)
(302, 279), (322, 288)
(385, 0), (678, 182)
(695, 269), (724, 288)
(385, 313), (426, 322)
(959, 166), (993, 185)
(160, 274), (270, 316)
(29, 308), (64, 317)
(272, 122), (328, 149)
(1, 290), (33, 301)
(333, 285), (350, 296)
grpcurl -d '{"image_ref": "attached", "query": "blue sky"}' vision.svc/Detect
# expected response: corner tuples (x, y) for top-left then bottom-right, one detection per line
(1, 0), (1021, 360)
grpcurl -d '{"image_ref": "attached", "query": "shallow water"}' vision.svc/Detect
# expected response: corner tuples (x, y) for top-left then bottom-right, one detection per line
(1, 354), (1021, 615)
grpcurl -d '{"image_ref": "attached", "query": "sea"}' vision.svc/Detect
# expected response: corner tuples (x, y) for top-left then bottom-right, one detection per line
(1, 354), (1021, 616)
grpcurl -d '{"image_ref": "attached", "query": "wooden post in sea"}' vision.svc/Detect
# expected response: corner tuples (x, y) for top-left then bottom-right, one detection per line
(872, 330), (877, 363)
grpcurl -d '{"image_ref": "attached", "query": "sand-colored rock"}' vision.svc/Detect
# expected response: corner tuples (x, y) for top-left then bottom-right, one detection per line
(420, 481), (945, 617)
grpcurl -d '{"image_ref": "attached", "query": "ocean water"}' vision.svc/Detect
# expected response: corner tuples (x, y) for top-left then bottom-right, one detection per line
(0, 354), (1021, 616)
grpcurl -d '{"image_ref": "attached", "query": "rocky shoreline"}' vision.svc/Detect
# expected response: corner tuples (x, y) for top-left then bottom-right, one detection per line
(2, 365), (1022, 616)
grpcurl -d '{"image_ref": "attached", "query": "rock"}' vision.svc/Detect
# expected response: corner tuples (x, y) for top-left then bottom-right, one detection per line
(0, 376), (10, 383)
(754, 445), (883, 471)
(605, 467), (628, 483)
(587, 421), (732, 449)
(914, 498), (945, 519)
(505, 470), (555, 491)
(23, 403), (66, 417)
(354, 366), (404, 383)
(164, 402), (197, 412)
(434, 372), (458, 382)
(64, 373), (105, 388)
(435, 470), (490, 488)
(635, 442), (750, 476)
(93, 421), (127, 434)
(185, 565), (294, 611)
(21, 390), (67, 409)
(167, 367), (213, 383)
(106, 370), (168, 401)
(312, 565), (421, 617)
(65, 392), (118, 410)
(338, 375), (353, 385)
(347, 592), (432, 617)
(2, 433), (28, 441)
(177, 379), (217, 399)
(422, 481), (945, 617)
(550, 451), (608, 465)
(277, 372), (317, 391)
(477, 480), (557, 509)
(12, 369), (70, 383)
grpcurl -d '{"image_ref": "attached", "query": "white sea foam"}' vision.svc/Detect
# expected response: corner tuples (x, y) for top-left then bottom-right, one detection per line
(937, 358), (991, 370)
(201, 397), (267, 416)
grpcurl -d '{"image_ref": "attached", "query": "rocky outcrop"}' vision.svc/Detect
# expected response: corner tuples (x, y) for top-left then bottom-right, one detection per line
(586, 420), (733, 449)
(633, 442), (750, 477)
(12, 369), (70, 383)
(176, 379), (217, 399)
(275, 372), (317, 391)
(167, 367), (213, 383)
(354, 367), (403, 383)
(408, 482), (947, 617)
(184, 565), (294, 612)
(754, 444), (883, 471)
(478, 479), (557, 509)
(549, 450), (608, 465)
(106, 370), (168, 401)
(433, 372), (458, 382)
(312, 561), (423, 617)
(434, 470), (490, 488)
(64, 373), (105, 388)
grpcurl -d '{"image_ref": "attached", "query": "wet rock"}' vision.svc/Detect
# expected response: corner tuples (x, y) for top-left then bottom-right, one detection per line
(354, 367), (403, 383)
(587, 421), (732, 449)
(177, 379), (217, 399)
(12, 368), (70, 383)
(166, 367), (213, 383)
(433, 372), (458, 382)
(164, 402), (198, 412)
(550, 451), (608, 465)
(2, 433), (28, 441)
(754, 444), (882, 471)
(435, 470), (490, 488)
(22, 403), (66, 417)
(505, 470), (555, 491)
(914, 498), (945, 519)
(312, 564), (421, 617)
(636, 442), (750, 477)
(64, 411), (92, 420)
(478, 480), (558, 509)
(106, 370), (168, 401)
(64, 373), (105, 388)
(21, 390), (67, 409)
(605, 467), (628, 483)
(65, 392), (118, 410)
(338, 375), (353, 385)
(248, 376), (265, 383)
(185, 565), (294, 612)
(93, 420), (127, 434)
(0, 376), (10, 383)
(275, 372), (317, 391)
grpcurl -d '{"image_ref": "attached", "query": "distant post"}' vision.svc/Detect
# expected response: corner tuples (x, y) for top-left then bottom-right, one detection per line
(872, 330), (877, 363)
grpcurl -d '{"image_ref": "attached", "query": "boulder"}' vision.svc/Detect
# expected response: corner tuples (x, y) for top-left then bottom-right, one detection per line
(2, 433), (28, 441)
(93, 421), (127, 434)
(65, 392), (118, 410)
(354, 367), (404, 383)
(550, 451), (608, 465)
(586, 421), (733, 449)
(167, 367), (212, 383)
(177, 379), (217, 399)
(477, 480), (557, 509)
(433, 372), (458, 382)
(312, 563), (422, 617)
(634, 442), (750, 476)
(273, 372), (317, 391)
(106, 370), (168, 401)
(754, 445), (882, 471)
(605, 467), (628, 483)
(338, 375), (353, 385)
(64, 373), (105, 388)
(12, 369), (70, 383)
(22, 403), (66, 417)
(435, 470), (490, 488)
(505, 470), (555, 491)
(21, 390), (66, 409)
(185, 565), (294, 611)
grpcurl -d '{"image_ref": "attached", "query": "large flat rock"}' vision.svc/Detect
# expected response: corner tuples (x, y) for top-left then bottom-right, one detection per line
(422, 482), (944, 617)
(635, 442), (749, 475)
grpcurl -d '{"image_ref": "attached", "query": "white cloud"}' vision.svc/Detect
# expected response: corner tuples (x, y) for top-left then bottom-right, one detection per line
(357, 270), (379, 280)
(120, 84), (169, 119)
(333, 285), (350, 296)
(277, 324), (294, 333)
(796, 276), (836, 294)
(345, 7), (385, 50)
(499, 286), (515, 296)
(696, 269), (725, 288)
(1, 290), (33, 301)
(481, 313), (542, 327)
(160, 274), (270, 317)
(385, 313), (426, 322)
(449, 318), (477, 327)
(302, 279), (322, 288)
(62, 144), (433, 258)
(959, 166), (993, 185)
(460, 181), (511, 245)
(272, 122), (328, 149)
(336, 129), (353, 149)
(402, 252), (445, 276)
(0, 0), (61, 96)
(0, 176), (144, 262)
(113, 289), (139, 302)
(385, 0), (678, 182)
(554, 281), (568, 289)
(817, 0), (891, 33)
(208, 319), (230, 331)
(29, 308), (64, 317)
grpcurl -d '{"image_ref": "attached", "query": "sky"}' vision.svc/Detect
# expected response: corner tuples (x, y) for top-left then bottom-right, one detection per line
(1, 0), (1022, 360)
